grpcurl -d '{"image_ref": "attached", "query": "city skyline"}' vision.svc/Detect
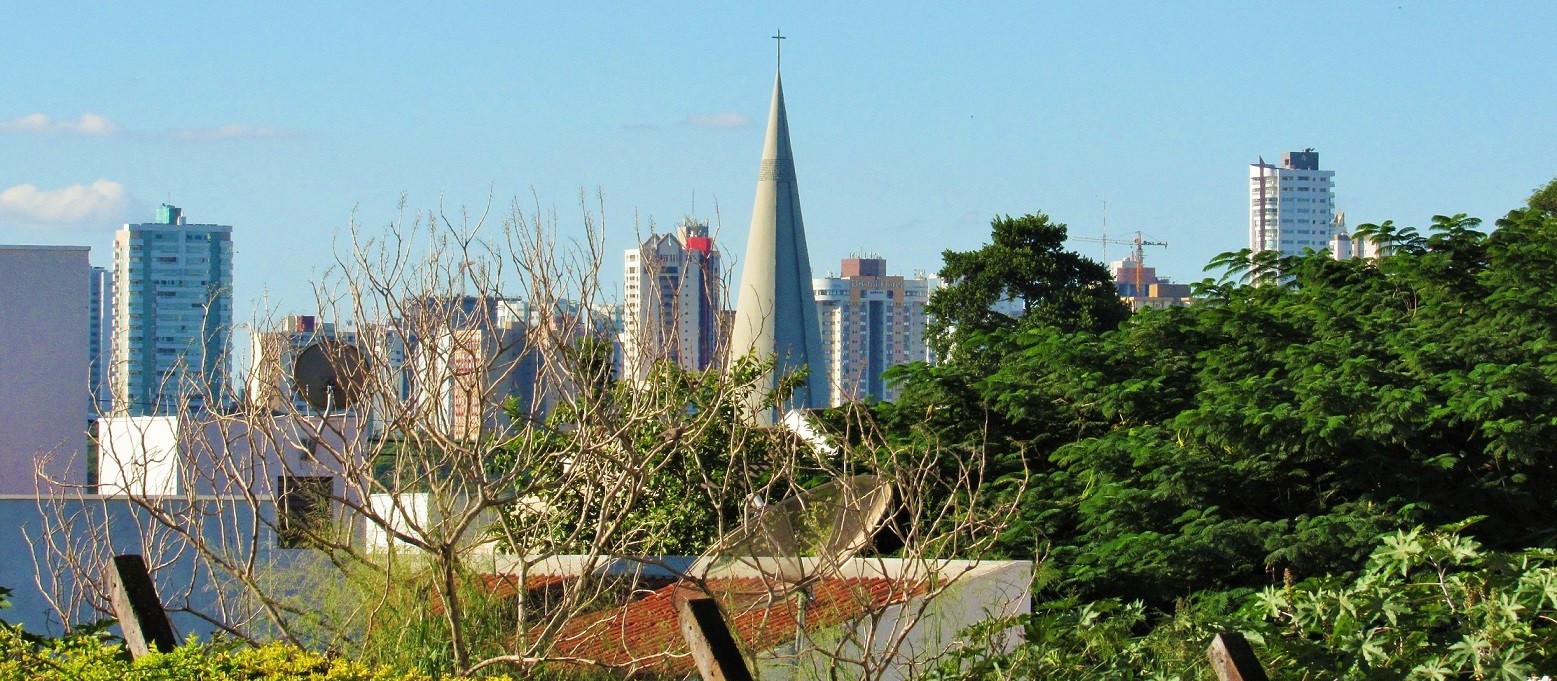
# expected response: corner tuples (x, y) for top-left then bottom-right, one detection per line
(3, 4), (1556, 323)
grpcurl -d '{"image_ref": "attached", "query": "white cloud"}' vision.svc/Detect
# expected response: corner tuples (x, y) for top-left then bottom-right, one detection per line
(0, 113), (297, 142)
(165, 124), (298, 142)
(0, 180), (136, 228)
(0, 113), (118, 136)
(686, 112), (753, 129)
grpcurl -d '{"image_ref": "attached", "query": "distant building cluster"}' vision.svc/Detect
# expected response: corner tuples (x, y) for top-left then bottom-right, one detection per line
(1098, 147), (1351, 311)
(1109, 257), (1194, 311)
(0, 55), (1363, 496)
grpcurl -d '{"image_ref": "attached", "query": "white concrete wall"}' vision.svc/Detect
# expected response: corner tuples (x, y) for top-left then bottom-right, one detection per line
(767, 559), (1032, 681)
(98, 416), (182, 496)
(0, 246), (89, 494)
(97, 414), (365, 500)
(364, 492), (430, 551)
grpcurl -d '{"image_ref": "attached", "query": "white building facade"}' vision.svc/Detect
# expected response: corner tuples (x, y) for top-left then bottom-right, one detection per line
(112, 204), (234, 415)
(0, 245), (91, 494)
(621, 218), (723, 379)
(813, 258), (936, 405)
(1249, 149), (1339, 258)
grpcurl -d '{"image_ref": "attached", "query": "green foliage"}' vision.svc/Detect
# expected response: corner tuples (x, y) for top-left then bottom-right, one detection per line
(348, 564), (524, 677)
(931, 525), (1557, 680)
(1529, 177), (1557, 214)
(926, 596), (1218, 680)
(506, 354), (801, 557)
(0, 625), (520, 680)
(1246, 522), (1557, 679)
(926, 212), (1129, 365)
(885, 202), (1557, 607)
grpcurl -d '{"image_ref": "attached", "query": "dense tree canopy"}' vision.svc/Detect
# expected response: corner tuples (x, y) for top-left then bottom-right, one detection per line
(874, 195), (1557, 609)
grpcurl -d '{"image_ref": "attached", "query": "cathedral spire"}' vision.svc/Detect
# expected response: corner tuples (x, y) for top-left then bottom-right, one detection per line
(727, 44), (827, 422)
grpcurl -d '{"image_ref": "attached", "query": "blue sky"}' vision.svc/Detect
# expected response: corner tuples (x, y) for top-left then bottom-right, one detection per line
(3, 3), (1555, 319)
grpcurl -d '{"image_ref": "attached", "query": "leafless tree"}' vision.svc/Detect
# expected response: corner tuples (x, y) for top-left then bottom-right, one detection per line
(35, 191), (1024, 679)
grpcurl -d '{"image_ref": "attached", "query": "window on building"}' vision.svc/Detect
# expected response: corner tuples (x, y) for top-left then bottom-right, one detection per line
(276, 476), (334, 549)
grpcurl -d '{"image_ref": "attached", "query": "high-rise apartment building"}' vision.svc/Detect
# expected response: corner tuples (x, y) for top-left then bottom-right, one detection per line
(622, 218), (723, 379)
(89, 265), (114, 417)
(112, 204), (234, 415)
(1249, 149), (1339, 257)
(813, 257), (936, 405)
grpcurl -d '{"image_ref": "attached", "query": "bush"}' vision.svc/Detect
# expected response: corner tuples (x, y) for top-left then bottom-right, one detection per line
(0, 625), (519, 681)
(930, 523), (1557, 680)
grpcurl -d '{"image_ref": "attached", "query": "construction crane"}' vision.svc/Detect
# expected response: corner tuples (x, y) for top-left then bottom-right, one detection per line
(1072, 230), (1168, 299)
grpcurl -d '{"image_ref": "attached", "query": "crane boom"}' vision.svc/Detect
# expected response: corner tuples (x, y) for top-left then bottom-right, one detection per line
(1073, 230), (1168, 306)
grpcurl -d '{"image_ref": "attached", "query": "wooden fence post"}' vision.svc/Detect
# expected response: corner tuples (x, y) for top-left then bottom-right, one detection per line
(105, 554), (177, 658)
(676, 596), (755, 681)
(1207, 631), (1270, 681)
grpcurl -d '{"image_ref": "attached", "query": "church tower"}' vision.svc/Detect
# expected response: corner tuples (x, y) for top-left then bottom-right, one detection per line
(727, 40), (827, 422)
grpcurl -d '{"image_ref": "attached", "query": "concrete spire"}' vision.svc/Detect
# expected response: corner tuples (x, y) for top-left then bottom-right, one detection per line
(727, 66), (827, 423)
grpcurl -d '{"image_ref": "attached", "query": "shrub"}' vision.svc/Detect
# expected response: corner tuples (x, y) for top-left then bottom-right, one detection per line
(929, 523), (1557, 680)
(0, 624), (518, 681)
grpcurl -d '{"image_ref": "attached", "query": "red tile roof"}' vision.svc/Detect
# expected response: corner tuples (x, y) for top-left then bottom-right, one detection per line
(430, 574), (569, 616)
(479, 573), (570, 601)
(542, 576), (927, 676)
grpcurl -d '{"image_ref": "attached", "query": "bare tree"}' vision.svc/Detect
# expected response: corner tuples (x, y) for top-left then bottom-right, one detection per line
(35, 191), (1024, 679)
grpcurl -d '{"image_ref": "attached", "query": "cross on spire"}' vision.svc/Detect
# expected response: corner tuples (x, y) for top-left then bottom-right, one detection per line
(773, 29), (785, 70)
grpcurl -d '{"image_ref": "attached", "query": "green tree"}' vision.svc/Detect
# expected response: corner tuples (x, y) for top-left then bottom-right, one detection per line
(925, 212), (1128, 364)
(883, 193), (1557, 607)
(1528, 177), (1557, 213)
(857, 212), (1130, 559)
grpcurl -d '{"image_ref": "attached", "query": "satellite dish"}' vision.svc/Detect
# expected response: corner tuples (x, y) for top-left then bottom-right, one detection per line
(690, 474), (893, 598)
(292, 341), (369, 411)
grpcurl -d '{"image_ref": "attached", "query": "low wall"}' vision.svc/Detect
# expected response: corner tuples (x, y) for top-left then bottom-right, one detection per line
(0, 494), (272, 638)
(3, 494), (1031, 679)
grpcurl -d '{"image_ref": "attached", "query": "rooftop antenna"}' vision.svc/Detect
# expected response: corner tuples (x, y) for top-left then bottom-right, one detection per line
(1101, 200), (1109, 263)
